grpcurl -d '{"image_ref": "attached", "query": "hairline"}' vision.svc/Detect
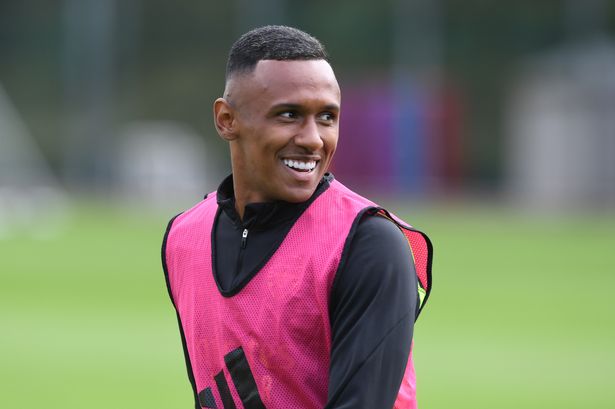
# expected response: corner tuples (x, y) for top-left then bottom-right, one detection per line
(225, 57), (330, 83)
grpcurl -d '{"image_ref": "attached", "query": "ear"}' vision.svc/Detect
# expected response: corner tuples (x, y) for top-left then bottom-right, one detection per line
(213, 98), (239, 141)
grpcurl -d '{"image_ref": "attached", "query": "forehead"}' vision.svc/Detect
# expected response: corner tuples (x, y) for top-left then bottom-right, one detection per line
(230, 59), (340, 108)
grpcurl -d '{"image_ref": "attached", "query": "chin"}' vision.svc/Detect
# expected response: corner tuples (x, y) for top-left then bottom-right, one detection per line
(282, 187), (317, 204)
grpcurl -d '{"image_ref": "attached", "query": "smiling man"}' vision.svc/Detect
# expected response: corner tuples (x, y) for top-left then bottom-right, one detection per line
(216, 57), (339, 212)
(162, 26), (433, 409)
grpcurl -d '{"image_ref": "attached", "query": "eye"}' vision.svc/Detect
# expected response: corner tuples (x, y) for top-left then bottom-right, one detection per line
(318, 112), (336, 123)
(279, 111), (298, 120)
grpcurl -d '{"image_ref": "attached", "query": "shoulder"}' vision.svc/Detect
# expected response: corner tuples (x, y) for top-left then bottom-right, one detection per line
(342, 211), (414, 264)
(355, 213), (408, 246)
(170, 191), (218, 231)
(349, 213), (415, 279)
(334, 212), (416, 295)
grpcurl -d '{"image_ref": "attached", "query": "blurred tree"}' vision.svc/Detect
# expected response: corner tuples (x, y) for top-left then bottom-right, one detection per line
(1, 0), (614, 191)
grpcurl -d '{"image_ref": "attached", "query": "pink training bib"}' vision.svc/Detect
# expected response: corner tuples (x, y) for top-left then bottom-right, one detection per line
(164, 179), (432, 409)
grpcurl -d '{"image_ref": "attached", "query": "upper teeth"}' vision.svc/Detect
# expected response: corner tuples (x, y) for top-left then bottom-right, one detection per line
(283, 159), (316, 171)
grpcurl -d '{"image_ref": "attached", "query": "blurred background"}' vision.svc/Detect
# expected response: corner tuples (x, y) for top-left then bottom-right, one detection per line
(1, 1), (614, 408)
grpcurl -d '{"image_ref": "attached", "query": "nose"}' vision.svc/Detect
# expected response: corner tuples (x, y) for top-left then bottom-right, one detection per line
(294, 117), (324, 151)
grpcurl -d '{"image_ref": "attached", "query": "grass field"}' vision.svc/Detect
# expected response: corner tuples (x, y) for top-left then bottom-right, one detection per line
(1, 201), (614, 408)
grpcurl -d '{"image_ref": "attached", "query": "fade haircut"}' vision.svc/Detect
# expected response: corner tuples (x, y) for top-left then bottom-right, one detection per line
(226, 25), (329, 80)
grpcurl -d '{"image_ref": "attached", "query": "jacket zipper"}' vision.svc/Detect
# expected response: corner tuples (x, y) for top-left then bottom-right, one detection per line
(241, 228), (248, 248)
(235, 228), (248, 277)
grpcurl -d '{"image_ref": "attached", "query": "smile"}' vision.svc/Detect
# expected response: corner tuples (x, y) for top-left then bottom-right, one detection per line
(282, 158), (317, 172)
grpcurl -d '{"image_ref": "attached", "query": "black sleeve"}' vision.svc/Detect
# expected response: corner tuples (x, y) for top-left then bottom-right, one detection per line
(325, 213), (418, 409)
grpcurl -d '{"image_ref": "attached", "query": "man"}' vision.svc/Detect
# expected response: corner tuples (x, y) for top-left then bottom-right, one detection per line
(162, 25), (432, 409)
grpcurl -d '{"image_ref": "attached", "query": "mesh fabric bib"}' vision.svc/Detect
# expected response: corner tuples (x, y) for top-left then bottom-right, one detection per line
(164, 179), (432, 409)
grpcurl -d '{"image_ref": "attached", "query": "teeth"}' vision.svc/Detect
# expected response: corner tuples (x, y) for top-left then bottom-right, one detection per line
(283, 159), (316, 171)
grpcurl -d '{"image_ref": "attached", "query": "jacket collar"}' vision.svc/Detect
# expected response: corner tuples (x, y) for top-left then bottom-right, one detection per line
(216, 173), (333, 230)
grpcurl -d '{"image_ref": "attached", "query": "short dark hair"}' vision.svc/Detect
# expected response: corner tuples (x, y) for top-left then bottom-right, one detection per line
(226, 25), (329, 79)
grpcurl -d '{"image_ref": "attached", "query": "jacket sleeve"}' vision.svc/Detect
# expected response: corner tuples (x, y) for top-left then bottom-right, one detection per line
(325, 214), (418, 409)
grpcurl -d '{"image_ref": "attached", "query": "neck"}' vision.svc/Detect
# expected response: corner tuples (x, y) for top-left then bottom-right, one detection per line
(234, 199), (246, 220)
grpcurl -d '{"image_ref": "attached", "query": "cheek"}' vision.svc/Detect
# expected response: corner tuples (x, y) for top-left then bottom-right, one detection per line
(245, 142), (279, 174)
(323, 131), (338, 154)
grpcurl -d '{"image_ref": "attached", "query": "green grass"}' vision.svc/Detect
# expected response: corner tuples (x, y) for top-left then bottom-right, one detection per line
(1, 203), (614, 408)
(1, 206), (193, 408)
(404, 206), (615, 409)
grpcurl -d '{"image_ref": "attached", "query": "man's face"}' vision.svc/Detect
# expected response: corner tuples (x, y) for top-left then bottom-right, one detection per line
(222, 59), (340, 205)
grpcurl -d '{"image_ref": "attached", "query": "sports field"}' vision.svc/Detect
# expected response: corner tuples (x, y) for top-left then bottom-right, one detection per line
(1, 202), (614, 408)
